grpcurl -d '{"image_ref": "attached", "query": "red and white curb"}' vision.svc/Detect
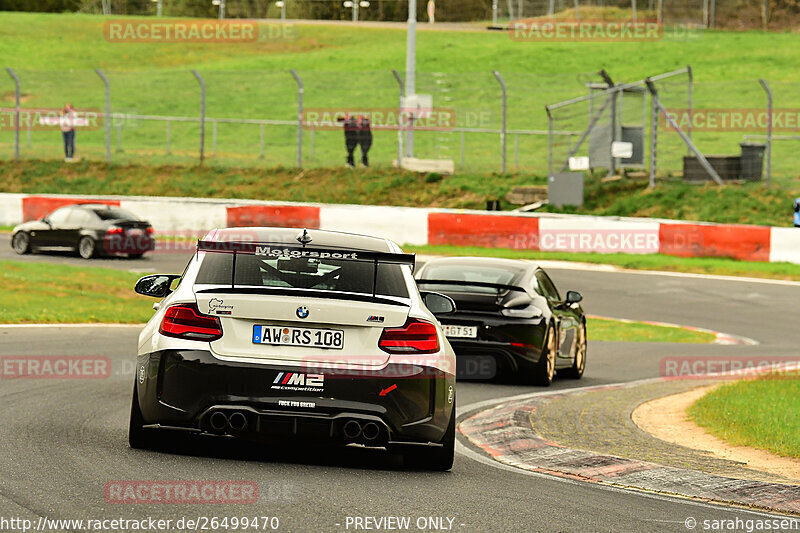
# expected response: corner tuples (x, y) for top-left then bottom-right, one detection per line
(457, 378), (800, 515)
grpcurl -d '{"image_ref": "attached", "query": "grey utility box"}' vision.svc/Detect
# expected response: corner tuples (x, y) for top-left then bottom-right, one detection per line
(548, 172), (584, 207)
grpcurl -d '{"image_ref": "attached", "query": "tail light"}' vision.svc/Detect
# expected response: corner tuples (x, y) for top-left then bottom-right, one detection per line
(159, 304), (222, 341)
(379, 319), (440, 354)
(106, 226), (123, 235)
(146, 227), (154, 234)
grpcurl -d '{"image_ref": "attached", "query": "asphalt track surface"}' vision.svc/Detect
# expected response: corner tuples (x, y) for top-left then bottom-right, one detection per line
(1, 236), (798, 532)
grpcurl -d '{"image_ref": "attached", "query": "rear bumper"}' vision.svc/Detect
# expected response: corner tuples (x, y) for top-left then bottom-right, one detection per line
(448, 339), (542, 377)
(135, 349), (455, 447)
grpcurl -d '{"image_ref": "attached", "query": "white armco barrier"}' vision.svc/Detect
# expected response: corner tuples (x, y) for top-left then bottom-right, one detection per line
(119, 200), (227, 233)
(319, 205), (428, 246)
(0, 194), (23, 227)
(3, 192), (800, 266)
(769, 227), (800, 265)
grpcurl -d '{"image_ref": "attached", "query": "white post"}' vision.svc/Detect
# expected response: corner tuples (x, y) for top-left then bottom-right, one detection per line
(405, 0), (416, 157)
(157, 0), (162, 16)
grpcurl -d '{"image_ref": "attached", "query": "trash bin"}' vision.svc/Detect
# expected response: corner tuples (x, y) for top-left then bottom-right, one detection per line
(740, 143), (766, 182)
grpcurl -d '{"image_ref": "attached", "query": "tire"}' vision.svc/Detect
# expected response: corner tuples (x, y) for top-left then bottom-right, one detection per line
(77, 236), (96, 259)
(403, 406), (455, 471)
(11, 232), (31, 255)
(127, 253), (144, 259)
(128, 384), (156, 450)
(562, 321), (587, 379)
(530, 324), (556, 387)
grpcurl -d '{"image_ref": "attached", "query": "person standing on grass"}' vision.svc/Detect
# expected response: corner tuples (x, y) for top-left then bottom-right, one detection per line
(342, 113), (359, 168)
(794, 198), (800, 227)
(60, 103), (76, 162)
(357, 114), (372, 167)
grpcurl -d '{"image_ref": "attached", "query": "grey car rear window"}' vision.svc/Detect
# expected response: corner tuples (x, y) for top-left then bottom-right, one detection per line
(195, 252), (409, 298)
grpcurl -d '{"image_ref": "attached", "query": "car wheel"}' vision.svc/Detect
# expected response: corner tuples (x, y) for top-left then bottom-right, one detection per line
(128, 384), (155, 449)
(128, 253), (144, 259)
(563, 321), (587, 379)
(11, 232), (31, 255)
(531, 324), (556, 386)
(78, 236), (96, 259)
(403, 405), (455, 471)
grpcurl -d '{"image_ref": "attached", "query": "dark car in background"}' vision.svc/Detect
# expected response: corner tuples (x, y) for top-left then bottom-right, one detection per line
(11, 204), (155, 259)
(415, 256), (586, 386)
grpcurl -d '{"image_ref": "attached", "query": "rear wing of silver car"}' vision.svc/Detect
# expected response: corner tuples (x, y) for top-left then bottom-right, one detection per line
(415, 279), (526, 292)
(195, 240), (415, 300)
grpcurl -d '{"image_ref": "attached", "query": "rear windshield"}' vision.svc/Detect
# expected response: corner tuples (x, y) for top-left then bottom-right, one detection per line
(420, 265), (520, 294)
(92, 207), (140, 221)
(195, 252), (409, 298)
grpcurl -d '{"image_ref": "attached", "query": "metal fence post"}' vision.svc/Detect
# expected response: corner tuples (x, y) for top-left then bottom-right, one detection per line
(759, 78), (772, 187)
(95, 68), (111, 162)
(546, 106), (553, 177)
(649, 93), (657, 188)
(687, 65), (693, 154)
(290, 70), (303, 168)
(391, 70), (405, 167)
(493, 70), (507, 174)
(5, 68), (20, 160)
(192, 70), (206, 163)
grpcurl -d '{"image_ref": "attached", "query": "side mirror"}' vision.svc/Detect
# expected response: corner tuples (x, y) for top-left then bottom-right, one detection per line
(421, 291), (456, 315)
(135, 274), (181, 298)
(565, 290), (583, 305)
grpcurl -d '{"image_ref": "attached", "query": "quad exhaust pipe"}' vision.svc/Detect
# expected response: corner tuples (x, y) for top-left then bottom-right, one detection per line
(343, 420), (362, 440)
(228, 412), (248, 431)
(208, 410), (248, 433)
(209, 411), (228, 432)
(362, 422), (381, 442)
(342, 419), (384, 444)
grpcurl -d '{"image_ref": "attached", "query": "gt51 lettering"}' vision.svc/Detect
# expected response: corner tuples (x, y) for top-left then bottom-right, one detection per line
(254, 246), (358, 260)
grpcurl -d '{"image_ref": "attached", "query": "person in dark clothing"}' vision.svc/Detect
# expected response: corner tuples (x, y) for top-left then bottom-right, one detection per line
(794, 197), (800, 227)
(356, 114), (372, 167)
(342, 114), (359, 167)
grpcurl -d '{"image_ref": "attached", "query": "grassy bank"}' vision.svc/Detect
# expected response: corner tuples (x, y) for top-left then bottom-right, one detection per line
(1, 160), (799, 226)
(3, 13), (800, 180)
(689, 376), (800, 458)
(407, 244), (800, 281)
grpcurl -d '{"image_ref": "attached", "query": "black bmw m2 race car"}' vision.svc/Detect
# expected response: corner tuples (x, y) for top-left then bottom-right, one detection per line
(129, 227), (458, 470)
(416, 256), (586, 386)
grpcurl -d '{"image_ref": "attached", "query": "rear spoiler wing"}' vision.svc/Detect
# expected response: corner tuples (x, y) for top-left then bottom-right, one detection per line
(415, 279), (526, 292)
(195, 240), (415, 298)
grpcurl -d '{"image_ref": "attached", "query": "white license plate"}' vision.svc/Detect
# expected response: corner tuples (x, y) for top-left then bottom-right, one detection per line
(443, 325), (477, 338)
(253, 325), (344, 349)
(127, 229), (144, 236)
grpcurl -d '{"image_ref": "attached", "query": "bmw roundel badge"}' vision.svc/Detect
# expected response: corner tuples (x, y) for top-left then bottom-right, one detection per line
(296, 306), (309, 319)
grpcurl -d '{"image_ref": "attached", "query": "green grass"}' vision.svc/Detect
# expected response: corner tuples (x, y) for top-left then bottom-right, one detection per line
(2, 12), (800, 182)
(689, 376), (800, 458)
(0, 260), (154, 323)
(0, 259), (714, 343)
(588, 316), (715, 344)
(406, 244), (800, 281)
